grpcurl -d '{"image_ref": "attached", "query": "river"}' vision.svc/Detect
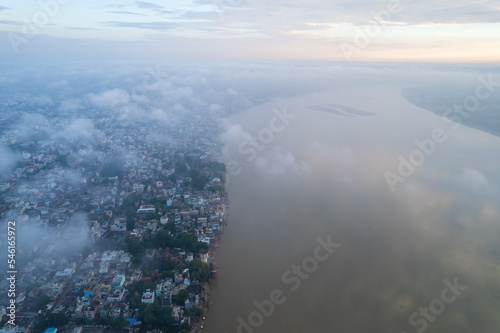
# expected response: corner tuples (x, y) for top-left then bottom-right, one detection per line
(204, 83), (500, 333)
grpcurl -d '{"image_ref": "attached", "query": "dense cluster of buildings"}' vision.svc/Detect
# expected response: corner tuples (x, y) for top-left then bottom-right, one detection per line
(0, 104), (229, 333)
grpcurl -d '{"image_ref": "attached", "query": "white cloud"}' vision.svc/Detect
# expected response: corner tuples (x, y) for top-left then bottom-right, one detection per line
(56, 118), (96, 142)
(219, 121), (253, 155)
(0, 146), (18, 176)
(9, 113), (54, 140)
(58, 99), (83, 113)
(46, 80), (69, 90)
(480, 204), (497, 222)
(87, 89), (130, 109)
(2, 0), (500, 62)
(150, 108), (169, 122)
(459, 167), (489, 189)
(306, 141), (356, 185)
(29, 95), (53, 106)
(255, 150), (310, 177)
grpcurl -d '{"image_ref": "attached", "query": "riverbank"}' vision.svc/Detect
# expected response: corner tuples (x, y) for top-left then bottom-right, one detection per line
(190, 195), (230, 332)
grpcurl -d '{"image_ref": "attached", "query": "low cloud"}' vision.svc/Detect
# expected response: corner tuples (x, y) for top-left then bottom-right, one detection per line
(255, 150), (310, 177)
(10, 212), (93, 262)
(55, 118), (97, 143)
(58, 99), (84, 113)
(8, 113), (54, 141)
(459, 167), (489, 189)
(219, 122), (253, 156)
(0, 146), (18, 176)
(480, 204), (498, 222)
(30, 95), (54, 106)
(150, 108), (169, 122)
(307, 141), (356, 186)
(87, 88), (130, 109)
(46, 80), (69, 90)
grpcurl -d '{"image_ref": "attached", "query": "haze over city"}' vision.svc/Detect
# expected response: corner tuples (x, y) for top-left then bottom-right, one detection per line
(1, 1), (500, 333)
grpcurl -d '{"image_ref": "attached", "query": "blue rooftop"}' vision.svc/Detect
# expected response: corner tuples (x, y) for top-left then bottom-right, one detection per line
(125, 318), (135, 325)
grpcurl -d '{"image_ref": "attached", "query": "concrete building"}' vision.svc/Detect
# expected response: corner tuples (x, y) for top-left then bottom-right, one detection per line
(141, 289), (155, 303)
(137, 205), (155, 215)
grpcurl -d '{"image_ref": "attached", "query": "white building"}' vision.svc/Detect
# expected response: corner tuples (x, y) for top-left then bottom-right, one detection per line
(141, 289), (155, 303)
(137, 205), (156, 215)
(133, 184), (145, 193)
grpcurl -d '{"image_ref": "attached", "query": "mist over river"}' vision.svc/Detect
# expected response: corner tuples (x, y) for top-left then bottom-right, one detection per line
(204, 84), (500, 333)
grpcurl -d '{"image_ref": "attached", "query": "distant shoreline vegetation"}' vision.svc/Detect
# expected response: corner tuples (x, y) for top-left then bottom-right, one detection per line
(402, 85), (500, 137)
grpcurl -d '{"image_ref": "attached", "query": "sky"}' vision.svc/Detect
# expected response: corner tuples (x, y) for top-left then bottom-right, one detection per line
(1, 0), (500, 62)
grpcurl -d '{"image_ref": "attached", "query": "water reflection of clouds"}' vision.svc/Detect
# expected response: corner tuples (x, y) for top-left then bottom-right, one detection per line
(213, 77), (500, 333)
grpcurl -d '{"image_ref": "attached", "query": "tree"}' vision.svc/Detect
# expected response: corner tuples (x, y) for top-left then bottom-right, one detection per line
(139, 303), (173, 329)
(167, 174), (177, 183)
(176, 289), (190, 306)
(189, 260), (210, 283)
(190, 241), (209, 254)
(165, 221), (176, 233)
(120, 193), (140, 214)
(174, 162), (188, 176)
(188, 169), (209, 190)
(56, 154), (69, 167)
(46, 313), (69, 327)
(101, 159), (124, 178)
(111, 317), (130, 331)
(161, 259), (175, 272)
(125, 239), (143, 257)
(187, 284), (202, 295)
(151, 198), (164, 212)
(179, 322), (190, 332)
(126, 215), (136, 231)
(185, 306), (202, 319)
(36, 295), (51, 311)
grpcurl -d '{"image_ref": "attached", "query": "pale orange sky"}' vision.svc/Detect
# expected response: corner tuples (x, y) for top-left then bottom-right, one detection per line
(1, 0), (499, 62)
